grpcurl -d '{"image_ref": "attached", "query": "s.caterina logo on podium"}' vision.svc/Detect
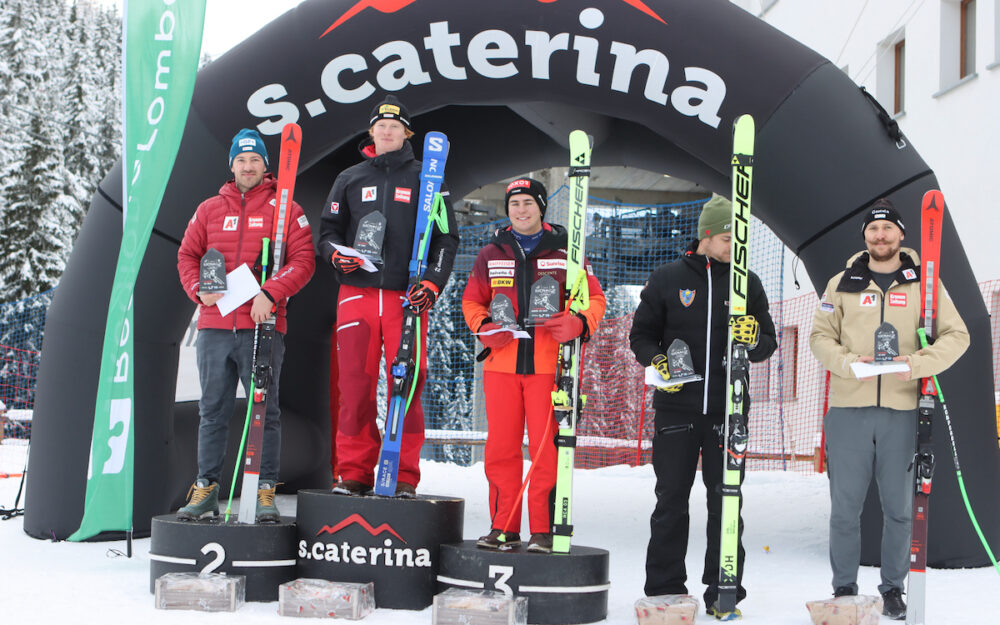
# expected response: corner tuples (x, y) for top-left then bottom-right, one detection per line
(298, 513), (432, 568)
(247, 3), (727, 134)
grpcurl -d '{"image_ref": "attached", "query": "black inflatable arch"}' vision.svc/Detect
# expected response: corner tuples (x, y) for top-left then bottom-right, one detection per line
(26, 0), (999, 567)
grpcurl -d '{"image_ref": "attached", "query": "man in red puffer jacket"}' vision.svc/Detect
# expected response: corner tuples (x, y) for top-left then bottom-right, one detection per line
(176, 128), (315, 521)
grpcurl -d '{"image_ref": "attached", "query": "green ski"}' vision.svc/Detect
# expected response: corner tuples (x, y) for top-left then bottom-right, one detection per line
(551, 129), (592, 554)
(717, 114), (755, 618)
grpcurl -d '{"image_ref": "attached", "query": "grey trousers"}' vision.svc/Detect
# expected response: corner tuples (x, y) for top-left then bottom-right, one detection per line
(824, 406), (916, 594)
(196, 328), (284, 484)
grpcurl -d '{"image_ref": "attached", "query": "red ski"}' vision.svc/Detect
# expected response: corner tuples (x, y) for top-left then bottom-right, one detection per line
(906, 189), (944, 624)
(229, 123), (302, 523)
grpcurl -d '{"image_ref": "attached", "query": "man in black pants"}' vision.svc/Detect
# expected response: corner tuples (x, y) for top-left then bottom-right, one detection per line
(629, 195), (776, 620)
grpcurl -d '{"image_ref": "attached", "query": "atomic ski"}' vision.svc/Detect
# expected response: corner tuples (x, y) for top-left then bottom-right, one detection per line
(906, 189), (944, 624)
(374, 131), (450, 497)
(717, 114), (755, 618)
(551, 129), (592, 554)
(231, 122), (302, 523)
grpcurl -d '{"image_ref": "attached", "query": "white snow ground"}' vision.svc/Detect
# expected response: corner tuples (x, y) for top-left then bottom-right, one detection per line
(1, 456), (996, 624)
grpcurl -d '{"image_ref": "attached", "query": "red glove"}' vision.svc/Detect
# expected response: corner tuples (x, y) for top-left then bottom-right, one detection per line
(543, 311), (584, 343)
(477, 322), (514, 350)
(331, 250), (364, 273)
(406, 280), (440, 314)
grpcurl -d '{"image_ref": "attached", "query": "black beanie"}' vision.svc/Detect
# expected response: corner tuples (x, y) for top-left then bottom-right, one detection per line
(369, 95), (411, 129)
(505, 178), (548, 218)
(862, 198), (906, 235)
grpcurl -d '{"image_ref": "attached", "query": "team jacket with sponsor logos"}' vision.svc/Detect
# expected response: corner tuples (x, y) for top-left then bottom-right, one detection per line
(317, 139), (459, 291)
(177, 175), (316, 334)
(462, 224), (606, 375)
(809, 248), (968, 411)
(629, 240), (777, 416)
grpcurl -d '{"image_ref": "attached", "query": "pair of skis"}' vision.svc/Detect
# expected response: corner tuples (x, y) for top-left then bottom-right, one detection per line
(716, 115), (755, 618)
(550, 129), (593, 554)
(222, 122), (302, 523)
(908, 189), (1000, 624)
(905, 190), (943, 624)
(373, 131), (450, 497)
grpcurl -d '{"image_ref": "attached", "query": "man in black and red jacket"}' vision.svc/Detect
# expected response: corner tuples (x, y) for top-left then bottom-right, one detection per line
(463, 178), (605, 553)
(177, 128), (315, 522)
(317, 96), (459, 497)
(629, 195), (776, 618)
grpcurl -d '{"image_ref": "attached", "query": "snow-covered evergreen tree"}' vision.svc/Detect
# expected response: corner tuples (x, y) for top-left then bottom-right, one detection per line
(0, 0), (121, 303)
(1, 94), (73, 300)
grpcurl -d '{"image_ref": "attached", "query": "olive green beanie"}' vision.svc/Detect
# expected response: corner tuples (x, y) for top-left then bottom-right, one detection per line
(698, 194), (732, 239)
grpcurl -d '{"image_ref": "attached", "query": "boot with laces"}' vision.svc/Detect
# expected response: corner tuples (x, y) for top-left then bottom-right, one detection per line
(177, 479), (219, 521)
(256, 481), (280, 523)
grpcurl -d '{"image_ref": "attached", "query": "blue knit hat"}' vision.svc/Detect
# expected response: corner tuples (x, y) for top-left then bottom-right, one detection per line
(229, 128), (268, 166)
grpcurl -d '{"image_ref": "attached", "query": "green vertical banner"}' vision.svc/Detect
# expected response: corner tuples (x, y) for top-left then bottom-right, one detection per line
(69, 0), (206, 542)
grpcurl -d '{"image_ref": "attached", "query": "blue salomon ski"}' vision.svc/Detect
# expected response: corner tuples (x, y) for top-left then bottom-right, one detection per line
(374, 131), (450, 496)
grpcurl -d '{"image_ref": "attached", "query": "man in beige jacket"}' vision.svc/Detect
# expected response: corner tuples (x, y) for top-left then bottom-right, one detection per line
(810, 198), (968, 620)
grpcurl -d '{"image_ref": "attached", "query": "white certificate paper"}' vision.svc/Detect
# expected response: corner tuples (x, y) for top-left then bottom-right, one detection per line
(475, 327), (531, 340)
(644, 366), (703, 388)
(216, 263), (260, 317)
(850, 361), (911, 378)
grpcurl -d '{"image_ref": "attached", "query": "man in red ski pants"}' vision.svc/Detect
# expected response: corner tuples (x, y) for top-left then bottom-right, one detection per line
(463, 178), (605, 552)
(318, 96), (458, 497)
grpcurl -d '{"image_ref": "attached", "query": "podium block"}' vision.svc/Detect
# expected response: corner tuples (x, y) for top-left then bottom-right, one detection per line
(295, 489), (464, 610)
(437, 541), (609, 624)
(149, 514), (297, 602)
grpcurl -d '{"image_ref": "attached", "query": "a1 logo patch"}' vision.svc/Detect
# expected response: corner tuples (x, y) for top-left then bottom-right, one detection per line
(859, 293), (878, 307)
(888, 292), (907, 307)
(223, 216), (239, 231)
(362, 186), (377, 202)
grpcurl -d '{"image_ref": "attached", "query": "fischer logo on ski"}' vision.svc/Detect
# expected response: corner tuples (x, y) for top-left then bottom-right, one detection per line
(550, 129), (593, 554)
(717, 114), (755, 615)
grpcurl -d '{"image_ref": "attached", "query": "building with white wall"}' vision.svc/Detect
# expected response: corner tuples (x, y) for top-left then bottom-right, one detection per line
(731, 0), (1000, 284)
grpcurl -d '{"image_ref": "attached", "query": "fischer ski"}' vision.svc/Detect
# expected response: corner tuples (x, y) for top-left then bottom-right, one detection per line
(551, 129), (592, 554)
(906, 189), (944, 624)
(717, 114), (755, 618)
(227, 122), (301, 524)
(374, 131), (450, 497)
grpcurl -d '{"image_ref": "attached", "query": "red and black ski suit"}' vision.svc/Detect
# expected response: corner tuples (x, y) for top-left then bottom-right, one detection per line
(318, 139), (458, 489)
(462, 224), (605, 535)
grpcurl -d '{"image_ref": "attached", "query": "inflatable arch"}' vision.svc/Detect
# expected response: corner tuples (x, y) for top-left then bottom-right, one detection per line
(25, 0), (999, 567)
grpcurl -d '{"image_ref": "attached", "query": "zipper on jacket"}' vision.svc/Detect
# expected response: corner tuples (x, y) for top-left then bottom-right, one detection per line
(514, 239), (533, 375)
(876, 284), (887, 407)
(378, 163), (391, 289)
(233, 193), (248, 333)
(702, 258), (713, 415)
